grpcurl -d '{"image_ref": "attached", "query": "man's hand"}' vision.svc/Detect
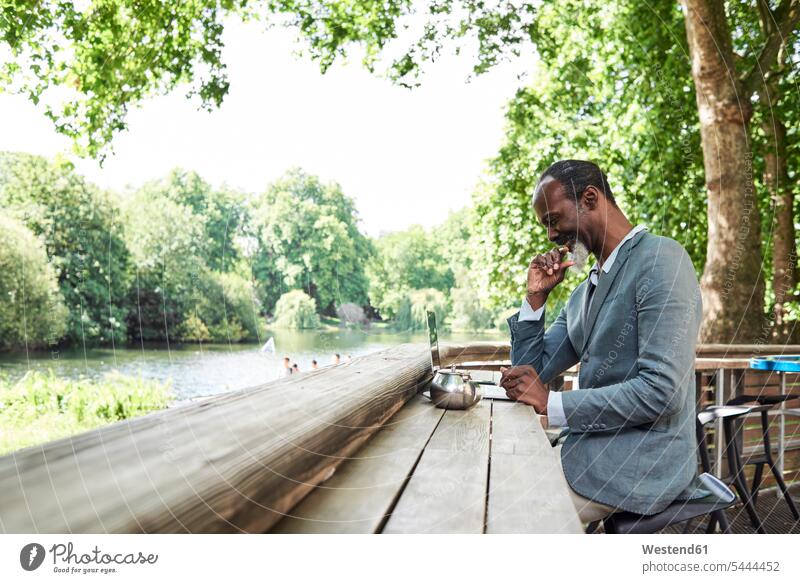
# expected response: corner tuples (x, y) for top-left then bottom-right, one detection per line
(526, 247), (575, 309)
(499, 365), (549, 414)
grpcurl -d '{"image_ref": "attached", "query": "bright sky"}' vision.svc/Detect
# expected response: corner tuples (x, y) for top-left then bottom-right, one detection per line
(0, 20), (530, 236)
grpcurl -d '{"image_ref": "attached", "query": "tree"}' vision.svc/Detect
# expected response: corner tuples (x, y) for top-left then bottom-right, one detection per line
(0, 152), (131, 346)
(136, 169), (248, 272)
(392, 288), (449, 332)
(124, 188), (207, 342)
(252, 169), (372, 315)
(0, 215), (68, 350)
(273, 289), (321, 329)
(366, 224), (453, 318)
(124, 183), (261, 343)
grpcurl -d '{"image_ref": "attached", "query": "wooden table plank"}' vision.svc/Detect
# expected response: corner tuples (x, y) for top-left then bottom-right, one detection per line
(381, 401), (491, 533)
(486, 401), (582, 533)
(271, 395), (445, 533)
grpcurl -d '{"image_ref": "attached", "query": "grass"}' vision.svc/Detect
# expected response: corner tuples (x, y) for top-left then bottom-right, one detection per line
(0, 371), (171, 455)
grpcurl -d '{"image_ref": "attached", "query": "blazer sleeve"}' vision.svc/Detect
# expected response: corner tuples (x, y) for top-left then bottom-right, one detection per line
(560, 242), (702, 433)
(507, 305), (580, 387)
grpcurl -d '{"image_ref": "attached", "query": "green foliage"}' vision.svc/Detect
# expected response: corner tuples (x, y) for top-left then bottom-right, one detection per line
(392, 288), (449, 332)
(0, 371), (170, 454)
(367, 225), (453, 319)
(472, 0), (709, 310)
(449, 285), (495, 332)
(0, 152), (132, 346)
(272, 289), (321, 329)
(124, 184), (262, 343)
(175, 313), (212, 343)
(252, 169), (372, 315)
(0, 215), (68, 350)
(216, 271), (265, 340)
(136, 169), (248, 272)
(0, 1), (236, 158)
(123, 186), (206, 341)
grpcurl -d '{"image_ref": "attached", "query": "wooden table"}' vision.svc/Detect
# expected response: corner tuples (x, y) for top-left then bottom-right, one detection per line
(272, 393), (583, 534)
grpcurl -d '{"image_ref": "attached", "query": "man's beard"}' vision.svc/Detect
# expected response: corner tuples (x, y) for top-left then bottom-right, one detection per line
(568, 239), (590, 271)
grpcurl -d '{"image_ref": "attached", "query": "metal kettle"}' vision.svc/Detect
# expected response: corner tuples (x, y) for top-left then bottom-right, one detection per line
(424, 310), (482, 410)
(427, 365), (483, 410)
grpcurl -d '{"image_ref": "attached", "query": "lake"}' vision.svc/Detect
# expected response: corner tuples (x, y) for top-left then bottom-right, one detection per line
(0, 328), (506, 401)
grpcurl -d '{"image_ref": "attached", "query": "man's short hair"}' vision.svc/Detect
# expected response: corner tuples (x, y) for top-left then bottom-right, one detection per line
(539, 159), (616, 205)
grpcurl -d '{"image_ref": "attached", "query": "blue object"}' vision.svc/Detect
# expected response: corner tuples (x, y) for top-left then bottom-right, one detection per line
(749, 355), (800, 372)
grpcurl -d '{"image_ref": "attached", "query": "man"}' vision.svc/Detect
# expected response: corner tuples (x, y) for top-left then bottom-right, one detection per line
(280, 356), (292, 378)
(500, 159), (710, 524)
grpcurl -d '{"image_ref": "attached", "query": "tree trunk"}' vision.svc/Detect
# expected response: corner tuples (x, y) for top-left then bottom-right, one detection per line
(760, 81), (799, 342)
(679, 0), (766, 342)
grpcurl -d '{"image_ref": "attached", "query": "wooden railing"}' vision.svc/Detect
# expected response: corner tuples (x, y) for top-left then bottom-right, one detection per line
(0, 344), (433, 533)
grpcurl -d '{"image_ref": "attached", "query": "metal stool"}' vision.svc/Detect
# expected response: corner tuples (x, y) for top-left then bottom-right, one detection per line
(725, 393), (800, 527)
(601, 473), (735, 534)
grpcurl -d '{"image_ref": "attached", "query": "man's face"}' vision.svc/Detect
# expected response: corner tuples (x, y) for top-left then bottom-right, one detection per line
(533, 176), (593, 270)
(532, 176), (587, 250)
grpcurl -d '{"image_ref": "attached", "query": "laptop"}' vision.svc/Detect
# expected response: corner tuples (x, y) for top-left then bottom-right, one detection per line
(426, 311), (511, 401)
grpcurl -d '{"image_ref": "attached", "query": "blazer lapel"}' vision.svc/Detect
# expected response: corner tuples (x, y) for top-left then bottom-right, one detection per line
(581, 230), (647, 353)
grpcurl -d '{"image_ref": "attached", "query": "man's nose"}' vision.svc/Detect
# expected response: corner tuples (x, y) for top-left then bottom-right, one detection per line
(548, 228), (560, 242)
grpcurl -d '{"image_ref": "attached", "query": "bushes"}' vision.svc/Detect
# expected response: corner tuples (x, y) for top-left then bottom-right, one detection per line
(273, 290), (321, 329)
(0, 215), (68, 350)
(0, 371), (171, 454)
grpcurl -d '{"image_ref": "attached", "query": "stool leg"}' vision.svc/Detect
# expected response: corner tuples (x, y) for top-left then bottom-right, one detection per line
(696, 419), (713, 474)
(705, 515), (716, 533)
(714, 509), (732, 534)
(760, 410), (800, 520)
(725, 417), (766, 533)
(750, 462), (764, 506)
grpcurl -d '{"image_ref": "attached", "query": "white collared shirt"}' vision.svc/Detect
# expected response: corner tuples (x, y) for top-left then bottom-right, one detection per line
(517, 224), (648, 426)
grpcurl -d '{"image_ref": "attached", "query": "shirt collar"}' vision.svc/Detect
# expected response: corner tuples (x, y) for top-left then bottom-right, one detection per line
(589, 224), (647, 282)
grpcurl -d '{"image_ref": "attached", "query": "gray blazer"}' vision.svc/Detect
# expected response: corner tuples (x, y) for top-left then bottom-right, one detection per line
(507, 230), (711, 515)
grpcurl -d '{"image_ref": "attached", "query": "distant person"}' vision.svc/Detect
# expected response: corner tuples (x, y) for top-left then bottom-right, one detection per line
(280, 356), (291, 379)
(292, 363), (300, 373)
(332, 353), (341, 365)
(311, 360), (318, 370)
(346, 354), (352, 362)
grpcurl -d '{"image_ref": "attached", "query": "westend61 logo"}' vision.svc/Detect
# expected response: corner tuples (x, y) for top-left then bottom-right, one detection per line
(19, 542), (158, 575)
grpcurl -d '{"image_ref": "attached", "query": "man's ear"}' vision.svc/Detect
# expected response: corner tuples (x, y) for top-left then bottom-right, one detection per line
(580, 186), (600, 210)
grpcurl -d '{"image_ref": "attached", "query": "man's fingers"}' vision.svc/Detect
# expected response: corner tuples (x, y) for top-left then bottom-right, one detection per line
(502, 378), (524, 390)
(501, 366), (526, 381)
